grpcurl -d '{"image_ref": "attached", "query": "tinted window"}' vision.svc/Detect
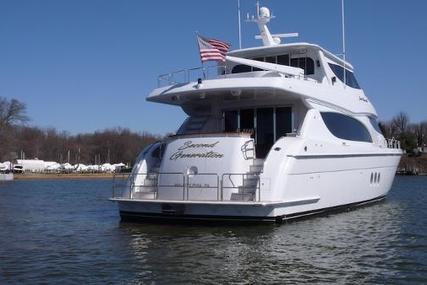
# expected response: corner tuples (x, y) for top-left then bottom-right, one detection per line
(291, 57), (314, 75)
(328, 63), (360, 89)
(232, 64), (252, 73)
(277, 54), (289, 66)
(256, 108), (274, 158)
(224, 111), (238, 132)
(265, 56), (276, 64)
(369, 117), (383, 134)
(321, 112), (372, 142)
(276, 107), (292, 138)
(240, 109), (254, 131)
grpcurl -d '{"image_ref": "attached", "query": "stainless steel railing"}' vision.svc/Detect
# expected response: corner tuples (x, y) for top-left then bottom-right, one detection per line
(156, 64), (316, 88)
(157, 65), (227, 87)
(221, 173), (261, 202)
(386, 138), (401, 149)
(112, 172), (184, 199)
(112, 171), (261, 202)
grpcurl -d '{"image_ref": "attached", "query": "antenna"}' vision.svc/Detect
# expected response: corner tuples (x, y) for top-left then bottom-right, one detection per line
(246, 1), (298, 46)
(237, 0), (242, 49)
(341, 0), (346, 85)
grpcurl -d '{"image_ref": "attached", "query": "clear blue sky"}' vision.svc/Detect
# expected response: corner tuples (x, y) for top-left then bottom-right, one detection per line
(0, 0), (426, 135)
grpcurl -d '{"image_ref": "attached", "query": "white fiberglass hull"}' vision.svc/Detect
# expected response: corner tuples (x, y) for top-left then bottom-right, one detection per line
(114, 153), (400, 223)
(115, 195), (386, 223)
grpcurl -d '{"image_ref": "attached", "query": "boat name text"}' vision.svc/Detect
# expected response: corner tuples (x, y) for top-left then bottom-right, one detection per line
(170, 140), (224, 160)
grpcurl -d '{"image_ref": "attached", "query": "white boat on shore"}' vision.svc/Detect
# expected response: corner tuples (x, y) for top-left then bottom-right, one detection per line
(111, 4), (402, 222)
(0, 172), (13, 181)
(0, 161), (14, 181)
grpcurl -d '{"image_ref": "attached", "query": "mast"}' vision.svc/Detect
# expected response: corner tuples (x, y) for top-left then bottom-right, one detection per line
(247, 1), (298, 46)
(238, 0), (242, 49)
(341, 0), (346, 85)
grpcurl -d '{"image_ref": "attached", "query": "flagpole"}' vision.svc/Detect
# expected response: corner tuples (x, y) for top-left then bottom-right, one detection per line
(195, 31), (201, 64)
(195, 32), (204, 80)
(196, 32), (208, 79)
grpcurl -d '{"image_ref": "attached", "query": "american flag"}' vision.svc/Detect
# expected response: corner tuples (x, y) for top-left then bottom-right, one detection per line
(197, 34), (230, 62)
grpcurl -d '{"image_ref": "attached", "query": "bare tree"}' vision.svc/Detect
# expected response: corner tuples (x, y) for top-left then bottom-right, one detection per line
(0, 97), (29, 160)
(379, 121), (391, 138)
(0, 97), (28, 128)
(410, 122), (425, 147)
(391, 112), (410, 135)
(420, 121), (427, 147)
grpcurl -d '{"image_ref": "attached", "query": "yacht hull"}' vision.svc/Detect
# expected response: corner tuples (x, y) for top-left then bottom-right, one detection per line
(113, 143), (401, 223)
(115, 195), (386, 223)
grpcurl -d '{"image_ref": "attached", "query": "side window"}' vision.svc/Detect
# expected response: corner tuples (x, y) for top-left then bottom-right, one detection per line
(290, 57), (315, 75)
(369, 117), (383, 134)
(328, 63), (361, 89)
(277, 54), (290, 66)
(265, 56), (276, 64)
(232, 64), (252, 74)
(151, 143), (165, 159)
(176, 117), (190, 135)
(321, 112), (372, 142)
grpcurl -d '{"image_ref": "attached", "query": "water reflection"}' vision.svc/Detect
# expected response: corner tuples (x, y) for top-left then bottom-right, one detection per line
(117, 200), (409, 284)
(0, 177), (426, 284)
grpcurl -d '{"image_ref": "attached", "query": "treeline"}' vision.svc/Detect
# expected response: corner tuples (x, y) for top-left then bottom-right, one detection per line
(1, 97), (426, 164)
(379, 112), (427, 154)
(0, 97), (159, 165)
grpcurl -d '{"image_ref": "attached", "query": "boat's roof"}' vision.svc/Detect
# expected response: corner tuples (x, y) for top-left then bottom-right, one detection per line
(228, 42), (354, 70)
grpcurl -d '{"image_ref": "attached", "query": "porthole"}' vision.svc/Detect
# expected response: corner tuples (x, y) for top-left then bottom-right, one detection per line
(378, 173), (381, 184)
(374, 172), (378, 183)
(370, 173), (374, 184)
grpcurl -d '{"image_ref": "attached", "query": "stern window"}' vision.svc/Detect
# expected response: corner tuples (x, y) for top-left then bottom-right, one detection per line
(224, 111), (238, 132)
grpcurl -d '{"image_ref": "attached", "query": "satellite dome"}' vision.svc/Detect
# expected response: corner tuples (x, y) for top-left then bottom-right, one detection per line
(259, 7), (270, 18)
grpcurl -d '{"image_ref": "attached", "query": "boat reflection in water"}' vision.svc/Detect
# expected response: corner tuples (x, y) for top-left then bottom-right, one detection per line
(118, 199), (402, 283)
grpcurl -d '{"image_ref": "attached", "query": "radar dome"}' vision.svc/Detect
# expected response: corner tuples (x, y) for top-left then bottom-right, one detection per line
(259, 7), (270, 18)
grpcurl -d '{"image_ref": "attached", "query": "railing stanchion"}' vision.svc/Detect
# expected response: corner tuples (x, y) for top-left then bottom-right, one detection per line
(217, 175), (220, 201)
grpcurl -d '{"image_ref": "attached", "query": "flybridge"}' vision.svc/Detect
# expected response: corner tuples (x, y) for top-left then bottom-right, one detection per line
(156, 56), (306, 88)
(156, 40), (354, 89)
(157, 3), (305, 87)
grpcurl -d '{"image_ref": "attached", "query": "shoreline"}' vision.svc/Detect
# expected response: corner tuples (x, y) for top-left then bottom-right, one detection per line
(14, 173), (115, 180)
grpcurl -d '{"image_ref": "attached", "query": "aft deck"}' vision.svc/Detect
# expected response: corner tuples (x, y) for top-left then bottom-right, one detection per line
(111, 158), (264, 203)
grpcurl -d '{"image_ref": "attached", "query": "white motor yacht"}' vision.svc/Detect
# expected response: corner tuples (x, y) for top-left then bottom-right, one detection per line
(111, 5), (402, 222)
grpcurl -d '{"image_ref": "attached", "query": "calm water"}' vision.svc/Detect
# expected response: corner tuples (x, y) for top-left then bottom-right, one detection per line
(0, 177), (426, 284)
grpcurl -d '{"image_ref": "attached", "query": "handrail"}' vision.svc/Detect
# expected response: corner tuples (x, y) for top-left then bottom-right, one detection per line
(186, 173), (220, 201)
(156, 62), (318, 88)
(386, 138), (401, 149)
(112, 172), (185, 199)
(221, 172), (261, 202)
(112, 171), (261, 202)
(158, 65), (227, 87)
